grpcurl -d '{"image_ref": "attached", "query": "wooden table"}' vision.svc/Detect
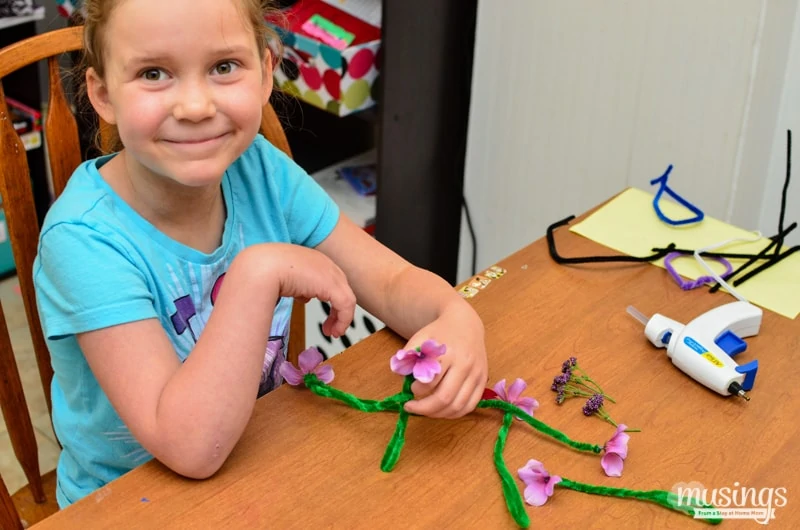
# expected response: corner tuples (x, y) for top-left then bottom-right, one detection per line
(35, 205), (800, 529)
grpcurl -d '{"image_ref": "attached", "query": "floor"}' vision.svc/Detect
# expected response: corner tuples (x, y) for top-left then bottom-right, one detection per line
(0, 275), (60, 495)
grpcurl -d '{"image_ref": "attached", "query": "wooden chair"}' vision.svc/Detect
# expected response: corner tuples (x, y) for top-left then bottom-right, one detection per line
(0, 26), (304, 528)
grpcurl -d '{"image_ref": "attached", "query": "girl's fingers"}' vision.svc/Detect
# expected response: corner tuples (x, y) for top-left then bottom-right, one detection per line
(321, 283), (356, 338)
(405, 366), (460, 417)
(405, 362), (486, 418)
(409, 375), (438, 400)
(437, 375), (479, 418)
(451, 373), (486, 417)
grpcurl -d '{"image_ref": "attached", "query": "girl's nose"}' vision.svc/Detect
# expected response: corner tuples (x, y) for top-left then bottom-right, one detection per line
(173, 81), (216, 122)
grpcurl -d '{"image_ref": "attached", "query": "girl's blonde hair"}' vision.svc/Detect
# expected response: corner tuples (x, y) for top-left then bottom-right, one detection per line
(77, 0), (282, 153)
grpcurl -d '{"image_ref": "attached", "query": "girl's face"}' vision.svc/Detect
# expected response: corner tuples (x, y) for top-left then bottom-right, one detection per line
(87, 0), (272, 188)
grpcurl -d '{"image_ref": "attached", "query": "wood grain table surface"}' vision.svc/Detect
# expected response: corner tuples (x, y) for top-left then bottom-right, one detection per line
(35, 201), (799, 529)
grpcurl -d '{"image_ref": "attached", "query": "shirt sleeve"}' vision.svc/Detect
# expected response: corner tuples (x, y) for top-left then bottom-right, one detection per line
(34, 221), (157, 340)
(258, 136), (340, 247)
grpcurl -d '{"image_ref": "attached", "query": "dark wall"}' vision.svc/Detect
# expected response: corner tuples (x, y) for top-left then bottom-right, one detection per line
(376, 0), (478, 284)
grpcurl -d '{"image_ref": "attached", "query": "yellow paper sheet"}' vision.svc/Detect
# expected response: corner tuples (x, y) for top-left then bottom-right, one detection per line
(569, 187), (800, 319)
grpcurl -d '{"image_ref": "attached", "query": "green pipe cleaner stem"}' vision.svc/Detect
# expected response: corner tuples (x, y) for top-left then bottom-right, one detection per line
(478, 399), (602, 454)
(303, 374), (690, 524)
(304, 375), (612, 446)
(380, 375), (414, 472)
(557, 477), (722, 525)
(304, 373), (408, 412)
(494, 412), (530, 528)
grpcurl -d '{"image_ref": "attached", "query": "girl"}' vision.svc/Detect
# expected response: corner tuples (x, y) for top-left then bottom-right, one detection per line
(34, 0), (488, 509)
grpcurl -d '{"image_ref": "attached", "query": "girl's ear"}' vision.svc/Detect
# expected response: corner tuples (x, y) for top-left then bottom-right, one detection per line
(261, 49), (274, 106)
(86, 67), (117, 125)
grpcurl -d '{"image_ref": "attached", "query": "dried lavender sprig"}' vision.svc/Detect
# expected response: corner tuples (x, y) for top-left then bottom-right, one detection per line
(556, 360), (616, 403)
(571, 365), (615, 402)
(582, 393), (605, 416)
(552, 374), (614, 404)
(581, 393), (641, 432)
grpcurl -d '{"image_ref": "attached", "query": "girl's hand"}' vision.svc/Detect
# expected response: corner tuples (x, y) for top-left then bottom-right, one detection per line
(248, 243), (357, 338)
(401, 303), (488, 419)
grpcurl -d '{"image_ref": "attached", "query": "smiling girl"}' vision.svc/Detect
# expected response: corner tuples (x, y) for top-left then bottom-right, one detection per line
(34, 0), (488, 508)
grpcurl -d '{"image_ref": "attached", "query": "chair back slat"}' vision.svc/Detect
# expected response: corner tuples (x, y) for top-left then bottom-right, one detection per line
(259, 104), (305, 366)
(0, 26), (115, 524)
(45, 56), (81, 199)
(98, 118), (116, 155)
(0, 27), (82, 79)
(261, 103), (292, 157)
(0, 475), (24, 530)
(0, 84), (53, 412)
(0, 300), (44, 502)
(0, 28), (83, 419)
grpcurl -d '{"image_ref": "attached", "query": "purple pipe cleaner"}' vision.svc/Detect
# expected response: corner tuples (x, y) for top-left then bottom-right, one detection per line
(663, 251), (734, 290)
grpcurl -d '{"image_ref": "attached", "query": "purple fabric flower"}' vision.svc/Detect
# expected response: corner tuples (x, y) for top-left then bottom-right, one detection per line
(518, 459), (562, 506)
(601, 424), (630, 477)
(492, 378), (539, 417)
(390, 340), (446, 383)
(279, 347), (334, 386)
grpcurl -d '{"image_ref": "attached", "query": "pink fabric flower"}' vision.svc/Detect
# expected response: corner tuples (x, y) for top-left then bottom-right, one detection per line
(601, 424), (630, 477)
(518, 459), (562, 506)
(493, 378), (539, 418)
(279, 347), (334, 386)
(389, 340), (446, 383)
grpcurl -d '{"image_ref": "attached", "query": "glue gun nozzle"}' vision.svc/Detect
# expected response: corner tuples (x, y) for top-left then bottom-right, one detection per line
(728, 381), (751, 402)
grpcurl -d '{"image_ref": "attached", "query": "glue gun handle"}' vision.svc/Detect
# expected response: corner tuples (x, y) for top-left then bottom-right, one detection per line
(689, 301), (763, 339)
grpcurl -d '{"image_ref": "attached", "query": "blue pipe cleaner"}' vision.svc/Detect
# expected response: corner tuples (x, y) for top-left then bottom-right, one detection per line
(650, 165), (705, 226)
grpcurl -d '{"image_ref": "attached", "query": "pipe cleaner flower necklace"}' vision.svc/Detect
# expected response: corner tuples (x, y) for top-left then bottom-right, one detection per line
(279, 342), (722, 528)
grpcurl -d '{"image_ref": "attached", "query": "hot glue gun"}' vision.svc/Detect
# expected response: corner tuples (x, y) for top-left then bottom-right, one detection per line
(627, 301), (762, 401)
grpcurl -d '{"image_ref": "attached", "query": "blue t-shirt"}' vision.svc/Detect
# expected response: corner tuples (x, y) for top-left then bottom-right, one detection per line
(33, 135), (339, 508)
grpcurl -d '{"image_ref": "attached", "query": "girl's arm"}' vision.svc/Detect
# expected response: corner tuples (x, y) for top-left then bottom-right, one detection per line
(316, 216), (489, 418)
(77, 243), (356, 479)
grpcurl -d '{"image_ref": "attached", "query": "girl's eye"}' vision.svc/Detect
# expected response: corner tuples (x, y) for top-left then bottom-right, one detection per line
(213, 61), (238, 75)
(141, 69), (165, 81)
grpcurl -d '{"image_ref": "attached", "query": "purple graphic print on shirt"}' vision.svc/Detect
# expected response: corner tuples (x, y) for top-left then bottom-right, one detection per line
(169, 272), (290, 397)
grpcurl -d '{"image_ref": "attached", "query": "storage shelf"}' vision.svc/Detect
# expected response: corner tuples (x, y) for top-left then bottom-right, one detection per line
(311, 149), (376, 229)
(0, 9), (45, 31)
(21, 130), (41, 151)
